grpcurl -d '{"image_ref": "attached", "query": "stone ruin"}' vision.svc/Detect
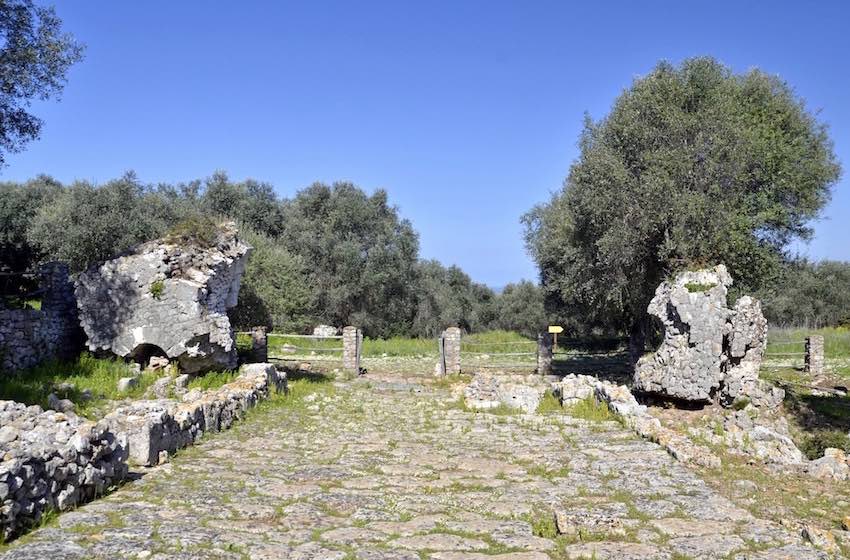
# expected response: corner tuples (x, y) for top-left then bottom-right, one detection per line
(74, 222), (251, 373)
(633, 265), (781, 407)
(0, 401), (128, 539)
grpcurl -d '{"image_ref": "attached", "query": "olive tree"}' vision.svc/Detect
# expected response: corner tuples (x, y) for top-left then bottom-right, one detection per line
(0, 0), (83, 165)
(524, 57), (841, 347)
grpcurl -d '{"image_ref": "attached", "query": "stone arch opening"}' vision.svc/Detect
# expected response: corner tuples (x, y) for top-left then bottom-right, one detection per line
(129, 343), (168, 368)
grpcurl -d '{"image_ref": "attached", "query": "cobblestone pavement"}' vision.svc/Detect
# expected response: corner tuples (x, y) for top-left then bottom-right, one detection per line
(0, 376), (832, 559)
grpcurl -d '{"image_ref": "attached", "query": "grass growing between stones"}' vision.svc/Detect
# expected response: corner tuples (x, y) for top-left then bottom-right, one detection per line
(564, 395), (615, 422)
(699, 447), (850, 540)
(0, 353), (158, 418)
(186, 369), (238, 391)
(537, 391), (563, 414)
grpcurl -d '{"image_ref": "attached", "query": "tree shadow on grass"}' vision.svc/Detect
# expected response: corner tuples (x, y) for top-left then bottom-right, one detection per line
(551, 352), (633, 385)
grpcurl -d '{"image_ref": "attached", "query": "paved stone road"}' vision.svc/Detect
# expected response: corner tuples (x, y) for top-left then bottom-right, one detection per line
(0, 376), (831, 559)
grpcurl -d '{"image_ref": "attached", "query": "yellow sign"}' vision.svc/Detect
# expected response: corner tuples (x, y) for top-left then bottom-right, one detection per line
(548, 325), (564, 334)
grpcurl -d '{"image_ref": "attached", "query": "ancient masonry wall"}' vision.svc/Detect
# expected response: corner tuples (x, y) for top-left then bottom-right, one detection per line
(537, 333), (553, 375)
(805, 335), (825, 375)
(105, 363), (285, 467)
(0, 263), (81, 373)
(439, 327), (462, 375)
(342, 326), (362, 372)
(0, 401), (129, 540)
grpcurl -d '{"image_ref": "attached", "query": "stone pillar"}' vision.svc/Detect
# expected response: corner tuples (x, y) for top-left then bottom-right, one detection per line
(343, 326), (361, 373)
(38, 262), (74, 314)
(537, 333), (553, 375)
(805, 335), (824, 375)
(250, 326), (268, 363)
(441, 327), (461, 375)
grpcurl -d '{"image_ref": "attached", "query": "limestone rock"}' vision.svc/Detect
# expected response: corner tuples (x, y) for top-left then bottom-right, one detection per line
(0, 400), (128, 540)
(104, 363), (285, 466)
(313, 325), (339, 337)
(634, 265), (773, 406)
(116, 377), (138, 393)
(463, 373), (546, 413)
(805, 448), (850, 481)
(74, 222), (250, 374)
(46, 393), (75, 414)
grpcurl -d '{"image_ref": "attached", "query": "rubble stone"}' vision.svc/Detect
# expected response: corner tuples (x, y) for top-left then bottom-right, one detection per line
(463, 373), (549, 414)
(0, 401), (128, 540)
(74, 222), (250, 374)
(104, 363), (285, 466)
(634, 265), (777, 407)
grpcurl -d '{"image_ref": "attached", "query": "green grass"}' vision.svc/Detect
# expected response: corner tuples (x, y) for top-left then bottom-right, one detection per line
(564, 395), (614, 422)
(766, 326), (850, 359)
(536, 391), (563, 414)
(684, 282), (716, 293)
(252, 329), (537, 360)
(186, 370), (238, 391)
(0, 353), (158, 418)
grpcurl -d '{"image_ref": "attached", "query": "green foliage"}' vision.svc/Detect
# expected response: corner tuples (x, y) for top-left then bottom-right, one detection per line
(536, 391), (563, 414)
(229, 228), (313, 332)
(149, 280), (164, 300)
(767, 327), (850, 359)
(0, 176), (60, 276)
(27, 173), (179, 272)
(186, 370), (238, 391)
(684, 282), (716, 293)
(489, 280), (547, 338)
(164, 215), (221, 248)
(411, 259), (496, 337)
(758, 259), (850, 328)
(0, 353), (157, 418)
(0, 0), (83, 166)
(565, 395), (614, 422)
(799, 430), (850, 460)
(524, 510), (558, 539)
(277, 182), (421, 338)
(524, 57), (841, 338)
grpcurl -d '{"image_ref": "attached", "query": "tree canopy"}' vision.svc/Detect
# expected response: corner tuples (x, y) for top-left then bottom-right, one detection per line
(524, 57), (841, 340)
(0, 0), (83, 165)
(4, 172), (533, 337)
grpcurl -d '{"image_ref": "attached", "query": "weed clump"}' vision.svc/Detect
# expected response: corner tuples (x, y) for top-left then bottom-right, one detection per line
(799, 430), (850, 460)
(165, 215), (222, 248)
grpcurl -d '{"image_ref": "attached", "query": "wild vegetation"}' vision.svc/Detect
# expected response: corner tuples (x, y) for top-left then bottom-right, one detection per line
(524, 57), (842, 347)
(0, 173), (546, 338)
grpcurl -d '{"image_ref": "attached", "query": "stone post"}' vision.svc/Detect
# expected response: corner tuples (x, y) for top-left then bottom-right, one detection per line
(537, 333), (553, 375)
(441, 327), (461, 375)
(38, 262), (74, 314)
(250, 326), (268, 363)
(805, 335), (824, 375)
(343, 326), (361, 373)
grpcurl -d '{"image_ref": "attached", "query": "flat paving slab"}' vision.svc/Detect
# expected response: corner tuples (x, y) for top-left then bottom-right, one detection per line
(0, 377), (831, 559)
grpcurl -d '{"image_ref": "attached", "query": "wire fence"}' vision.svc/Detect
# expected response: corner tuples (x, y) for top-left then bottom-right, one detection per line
(237, 332), (345, 363)
(458, 339), (538, 371)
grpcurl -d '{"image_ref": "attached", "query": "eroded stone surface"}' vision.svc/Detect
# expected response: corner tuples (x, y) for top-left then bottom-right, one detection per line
(633, 265), (776, 407)
(0, 377), (827, 559)
(74, 222), (250, 373)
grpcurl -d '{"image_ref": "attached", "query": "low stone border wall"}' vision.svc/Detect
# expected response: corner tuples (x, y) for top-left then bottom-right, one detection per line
(105, 363), (286, 467)
(552, 374), (721, 468)
(0, 401), (129, 540)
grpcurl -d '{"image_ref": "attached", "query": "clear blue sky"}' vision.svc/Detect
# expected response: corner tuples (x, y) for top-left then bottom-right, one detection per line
(5, 1), (849, 287)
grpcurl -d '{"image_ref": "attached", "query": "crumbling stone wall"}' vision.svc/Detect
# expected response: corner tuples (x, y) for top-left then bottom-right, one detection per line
(104, 363), (284, 466)
(634, 265), (778, 406)
(0, 401), (128, 540)
(75, 223), (251, 373)
(0, 263), (80, 373)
